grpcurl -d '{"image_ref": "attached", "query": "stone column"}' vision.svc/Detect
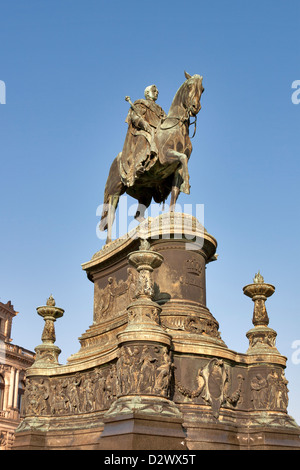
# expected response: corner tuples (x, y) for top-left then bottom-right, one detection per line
(2, 370), (9, 411)
(13, 368), (20, 409)
(7, 367), (15, 409)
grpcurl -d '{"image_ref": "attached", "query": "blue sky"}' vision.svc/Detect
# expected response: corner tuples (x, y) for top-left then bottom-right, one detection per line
(1, 0), (300, 424)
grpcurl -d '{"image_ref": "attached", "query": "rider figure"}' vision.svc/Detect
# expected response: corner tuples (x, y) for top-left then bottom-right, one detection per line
(120, 85), (166, 187)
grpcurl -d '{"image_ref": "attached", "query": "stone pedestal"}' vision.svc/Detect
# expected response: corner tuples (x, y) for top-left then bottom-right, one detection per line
(13, 214), (300, 450)
(97, 238), (186, 449)
(98, 410), (186, 450)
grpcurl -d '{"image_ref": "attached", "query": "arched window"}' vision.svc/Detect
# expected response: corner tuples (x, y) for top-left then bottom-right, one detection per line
(17, 380), (25, 412)
(0, 375), (4, 410)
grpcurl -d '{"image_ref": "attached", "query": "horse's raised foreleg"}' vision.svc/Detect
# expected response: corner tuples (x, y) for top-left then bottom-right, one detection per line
(164, 149), (190, 195)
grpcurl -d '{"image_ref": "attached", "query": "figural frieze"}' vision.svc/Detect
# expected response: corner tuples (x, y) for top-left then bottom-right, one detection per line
(21, 346), (174, 418)
(250, 369), (289, 411)
(116, 344), (173, 398)
(22, 365), (118, 418)
(93, 267), (137, 323)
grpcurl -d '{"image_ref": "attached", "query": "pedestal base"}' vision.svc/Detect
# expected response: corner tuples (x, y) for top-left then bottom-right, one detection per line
(13, 214), (300, 450)
(99, 395), (186, 450)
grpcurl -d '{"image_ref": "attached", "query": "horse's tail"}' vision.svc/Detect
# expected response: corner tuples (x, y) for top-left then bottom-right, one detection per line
(99, 184), (110, 231)
(99, 154), (124, 231)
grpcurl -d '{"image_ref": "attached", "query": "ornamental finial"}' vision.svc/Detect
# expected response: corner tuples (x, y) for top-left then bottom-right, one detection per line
(46, 294), (56, 306)
(253, 271), (264, 284)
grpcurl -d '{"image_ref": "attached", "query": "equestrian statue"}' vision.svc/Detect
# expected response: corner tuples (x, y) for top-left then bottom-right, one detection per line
(99, 72), (205, 243)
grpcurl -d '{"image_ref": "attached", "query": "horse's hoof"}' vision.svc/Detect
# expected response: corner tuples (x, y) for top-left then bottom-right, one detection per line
(135, 215), (146, 223)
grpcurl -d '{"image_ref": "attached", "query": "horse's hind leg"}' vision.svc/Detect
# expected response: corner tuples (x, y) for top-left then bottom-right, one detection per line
(170, 186), (180, 211)
(106, 194), (120, 244)
(170, 168), (182, 211)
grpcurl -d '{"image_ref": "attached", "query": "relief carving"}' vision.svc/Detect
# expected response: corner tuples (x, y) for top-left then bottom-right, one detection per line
(201, 359), (228, 417)
(0, 431), (14, 450)
(176, 358), (244, 418)
(179, 258), (203, 288)
(0, 432), (7, 449)
(22, 365), (118, 417)
(127, 305), (160, 325)
(247, 329), (277, 349)
(116, 344), (173, 398)
(176, 368), (204, 398)
(250, 369), (289, 411)
(253, 298), (269, 325)
(94, 267), (137, 323)
(22, 378), (50, 416)
(162, 315), (221, 339)
(22, 345), (175, 419)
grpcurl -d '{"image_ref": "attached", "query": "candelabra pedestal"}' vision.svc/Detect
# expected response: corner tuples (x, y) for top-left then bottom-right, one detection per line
(30, 295), (64, 369)
(243, 272), (279, 355)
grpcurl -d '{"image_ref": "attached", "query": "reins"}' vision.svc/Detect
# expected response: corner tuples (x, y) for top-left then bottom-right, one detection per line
(160, 109), (197, 138)
(190, 114), (197, 138)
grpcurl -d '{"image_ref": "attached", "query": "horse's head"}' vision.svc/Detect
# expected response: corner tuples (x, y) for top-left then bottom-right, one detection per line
(182, 71), (204, 117)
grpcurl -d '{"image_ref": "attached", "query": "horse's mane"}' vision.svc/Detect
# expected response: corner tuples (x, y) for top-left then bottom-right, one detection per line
(168, 74), (202, 114)
(169, 80), (187, 112)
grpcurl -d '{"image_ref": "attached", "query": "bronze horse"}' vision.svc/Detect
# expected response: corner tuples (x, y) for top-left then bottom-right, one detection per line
(99, 72), (204, 243)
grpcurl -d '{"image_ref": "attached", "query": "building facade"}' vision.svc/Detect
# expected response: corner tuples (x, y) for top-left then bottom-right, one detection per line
(0, 300), (35, 450)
